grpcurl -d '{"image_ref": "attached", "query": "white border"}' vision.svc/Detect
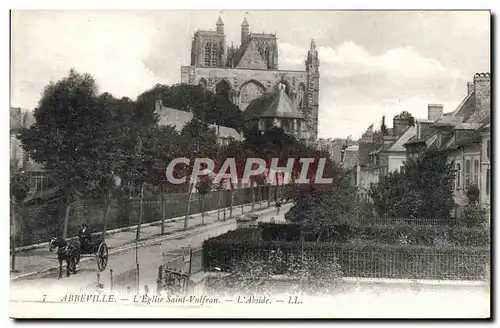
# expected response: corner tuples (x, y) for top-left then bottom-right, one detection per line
(3, 1), (497, 327)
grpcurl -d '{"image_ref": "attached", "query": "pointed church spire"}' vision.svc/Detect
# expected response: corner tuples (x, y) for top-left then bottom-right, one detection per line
(242, 16), (249, 27)
(306, 38), (319, 68)
(241, 15), (250, 45)
(216, 16), (224, 34)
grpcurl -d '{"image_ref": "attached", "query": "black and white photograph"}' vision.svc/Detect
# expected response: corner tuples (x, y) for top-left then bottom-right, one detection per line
(8, 7), (492, 319)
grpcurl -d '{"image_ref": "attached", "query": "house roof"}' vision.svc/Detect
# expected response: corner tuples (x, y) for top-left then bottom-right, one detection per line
(453, 122), (483, 130)
(156, 106), (194, 131)
(442, 92), (476, 122)
(156, 104), (241, 140)
(244, 86), (304, 120)
(210, 124), (243, 141)
(388, 126), (416, 152)
(404, 125), (436, 146)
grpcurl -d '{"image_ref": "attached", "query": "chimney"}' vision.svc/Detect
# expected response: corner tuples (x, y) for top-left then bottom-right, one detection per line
(473, 73), (491, 113)
(427, 104), (443, 121)
(467, 82), (474, 95)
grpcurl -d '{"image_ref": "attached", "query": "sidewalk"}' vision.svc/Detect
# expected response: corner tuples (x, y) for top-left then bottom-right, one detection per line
(10, 200), (284, 280)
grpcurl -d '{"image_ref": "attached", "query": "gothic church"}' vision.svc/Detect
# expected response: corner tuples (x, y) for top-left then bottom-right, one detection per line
(180, 16), (320, 140)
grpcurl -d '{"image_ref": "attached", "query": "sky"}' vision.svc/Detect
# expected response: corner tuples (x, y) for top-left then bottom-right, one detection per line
(10, 10), (490, 139)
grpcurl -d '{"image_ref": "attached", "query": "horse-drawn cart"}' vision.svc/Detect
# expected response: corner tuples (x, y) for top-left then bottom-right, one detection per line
(79, 234), (109, 272)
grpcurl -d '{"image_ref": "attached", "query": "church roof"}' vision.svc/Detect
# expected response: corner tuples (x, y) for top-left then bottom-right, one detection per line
(244, 86), (304, 120)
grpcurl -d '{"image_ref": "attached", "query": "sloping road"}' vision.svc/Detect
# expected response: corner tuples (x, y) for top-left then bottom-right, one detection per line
(10, 204), (291, 302)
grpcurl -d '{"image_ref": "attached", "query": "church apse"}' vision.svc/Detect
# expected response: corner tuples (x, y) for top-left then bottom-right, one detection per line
(180, 16), (320, 140)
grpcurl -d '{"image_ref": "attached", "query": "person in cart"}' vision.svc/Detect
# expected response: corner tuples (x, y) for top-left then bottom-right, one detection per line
(78, 223), (91, 253)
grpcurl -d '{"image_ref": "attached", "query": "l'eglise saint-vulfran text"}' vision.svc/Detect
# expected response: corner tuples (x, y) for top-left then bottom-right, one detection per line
(133, 295), (220, 305)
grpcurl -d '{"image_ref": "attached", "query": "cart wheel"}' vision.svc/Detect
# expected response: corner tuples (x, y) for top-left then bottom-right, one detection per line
(96, 242), (108, 271)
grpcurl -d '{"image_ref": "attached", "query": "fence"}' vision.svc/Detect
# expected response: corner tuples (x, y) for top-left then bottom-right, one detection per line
(156, 247), (204, 295)
(76, 266), (140, 295)
(356, 217), (458, 226)
(13, 185), (279, 247)
(202, 241), (491, 281)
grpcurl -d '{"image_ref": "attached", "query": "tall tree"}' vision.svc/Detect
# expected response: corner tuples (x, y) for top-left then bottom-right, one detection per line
(369, 151), (455, 219)
(18, 69), (113, 238)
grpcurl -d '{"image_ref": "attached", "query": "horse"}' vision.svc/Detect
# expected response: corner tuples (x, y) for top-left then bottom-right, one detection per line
(49, 236), (81, 279)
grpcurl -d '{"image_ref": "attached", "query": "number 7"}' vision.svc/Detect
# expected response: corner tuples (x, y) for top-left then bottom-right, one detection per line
(42, 295), (46, 302)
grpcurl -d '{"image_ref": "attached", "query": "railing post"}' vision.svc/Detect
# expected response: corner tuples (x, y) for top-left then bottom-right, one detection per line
(157, 265), (163, 295)
(110, 269), (114, 292)
(136, 263), (140, 293)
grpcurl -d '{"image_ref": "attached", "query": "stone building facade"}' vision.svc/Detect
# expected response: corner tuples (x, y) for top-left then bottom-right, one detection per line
(180, 17), (320, 140)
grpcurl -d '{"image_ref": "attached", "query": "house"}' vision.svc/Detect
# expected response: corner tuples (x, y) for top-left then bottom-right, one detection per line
(154, 98), (243, 146)
(356, 111), (415, 201)
(404, 73), (491, 216)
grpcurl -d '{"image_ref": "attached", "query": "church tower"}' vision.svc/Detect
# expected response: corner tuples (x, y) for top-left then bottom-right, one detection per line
(305, 39), (320, 140)
(216, 16), (224, 34)
(241, 17), (249, 45)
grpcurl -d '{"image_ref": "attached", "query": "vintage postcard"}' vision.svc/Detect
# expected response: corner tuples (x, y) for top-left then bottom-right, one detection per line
(9, 9), (491, 319)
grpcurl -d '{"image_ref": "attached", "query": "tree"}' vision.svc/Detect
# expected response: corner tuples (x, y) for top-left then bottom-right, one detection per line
(136, 83), (245, 131)
(18, 69), (114, 238)
(285, 165), (358, 243)
(369, 151), (456, 220)
(195, 174), (214, 224)
(177, 117), (219, 230)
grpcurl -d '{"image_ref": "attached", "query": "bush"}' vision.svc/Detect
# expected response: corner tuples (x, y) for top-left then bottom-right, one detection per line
(259, 223), (303, 241)
(256, 221), (489, 247)
(206, 251), (343, 296)
(458, 203), (488, 228)
(353, 224), (490, 247)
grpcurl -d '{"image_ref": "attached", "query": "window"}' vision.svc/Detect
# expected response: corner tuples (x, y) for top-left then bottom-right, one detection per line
(465, 159), (471, 188)
(486, 168), (490, 195)
(400, 165), (405, 173)
(456, 163), (461, 189)
(211, 43), (218, 67)
(473, 159), (479, 186)
(282, 120), (291, 133)
(29, 175), (44, 191)
(204, 42), (211, 66)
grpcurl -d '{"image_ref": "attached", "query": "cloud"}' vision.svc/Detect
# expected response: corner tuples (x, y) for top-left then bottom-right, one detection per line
(279, 41), (464, 80)
(277, 40), (467, 139)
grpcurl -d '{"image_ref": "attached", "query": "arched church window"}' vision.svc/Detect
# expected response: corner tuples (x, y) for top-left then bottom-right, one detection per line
(240, 81), (264, 103)
(211, 43), (218, 67)
(204, 42), (211, 66)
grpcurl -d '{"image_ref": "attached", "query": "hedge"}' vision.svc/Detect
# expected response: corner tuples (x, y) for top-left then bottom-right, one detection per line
(257, 222), (490, 247)
(202, 236), (490, 280)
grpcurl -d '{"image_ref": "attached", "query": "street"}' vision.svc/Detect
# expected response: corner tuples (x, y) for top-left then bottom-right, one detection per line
(10, 203), (291, 301)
